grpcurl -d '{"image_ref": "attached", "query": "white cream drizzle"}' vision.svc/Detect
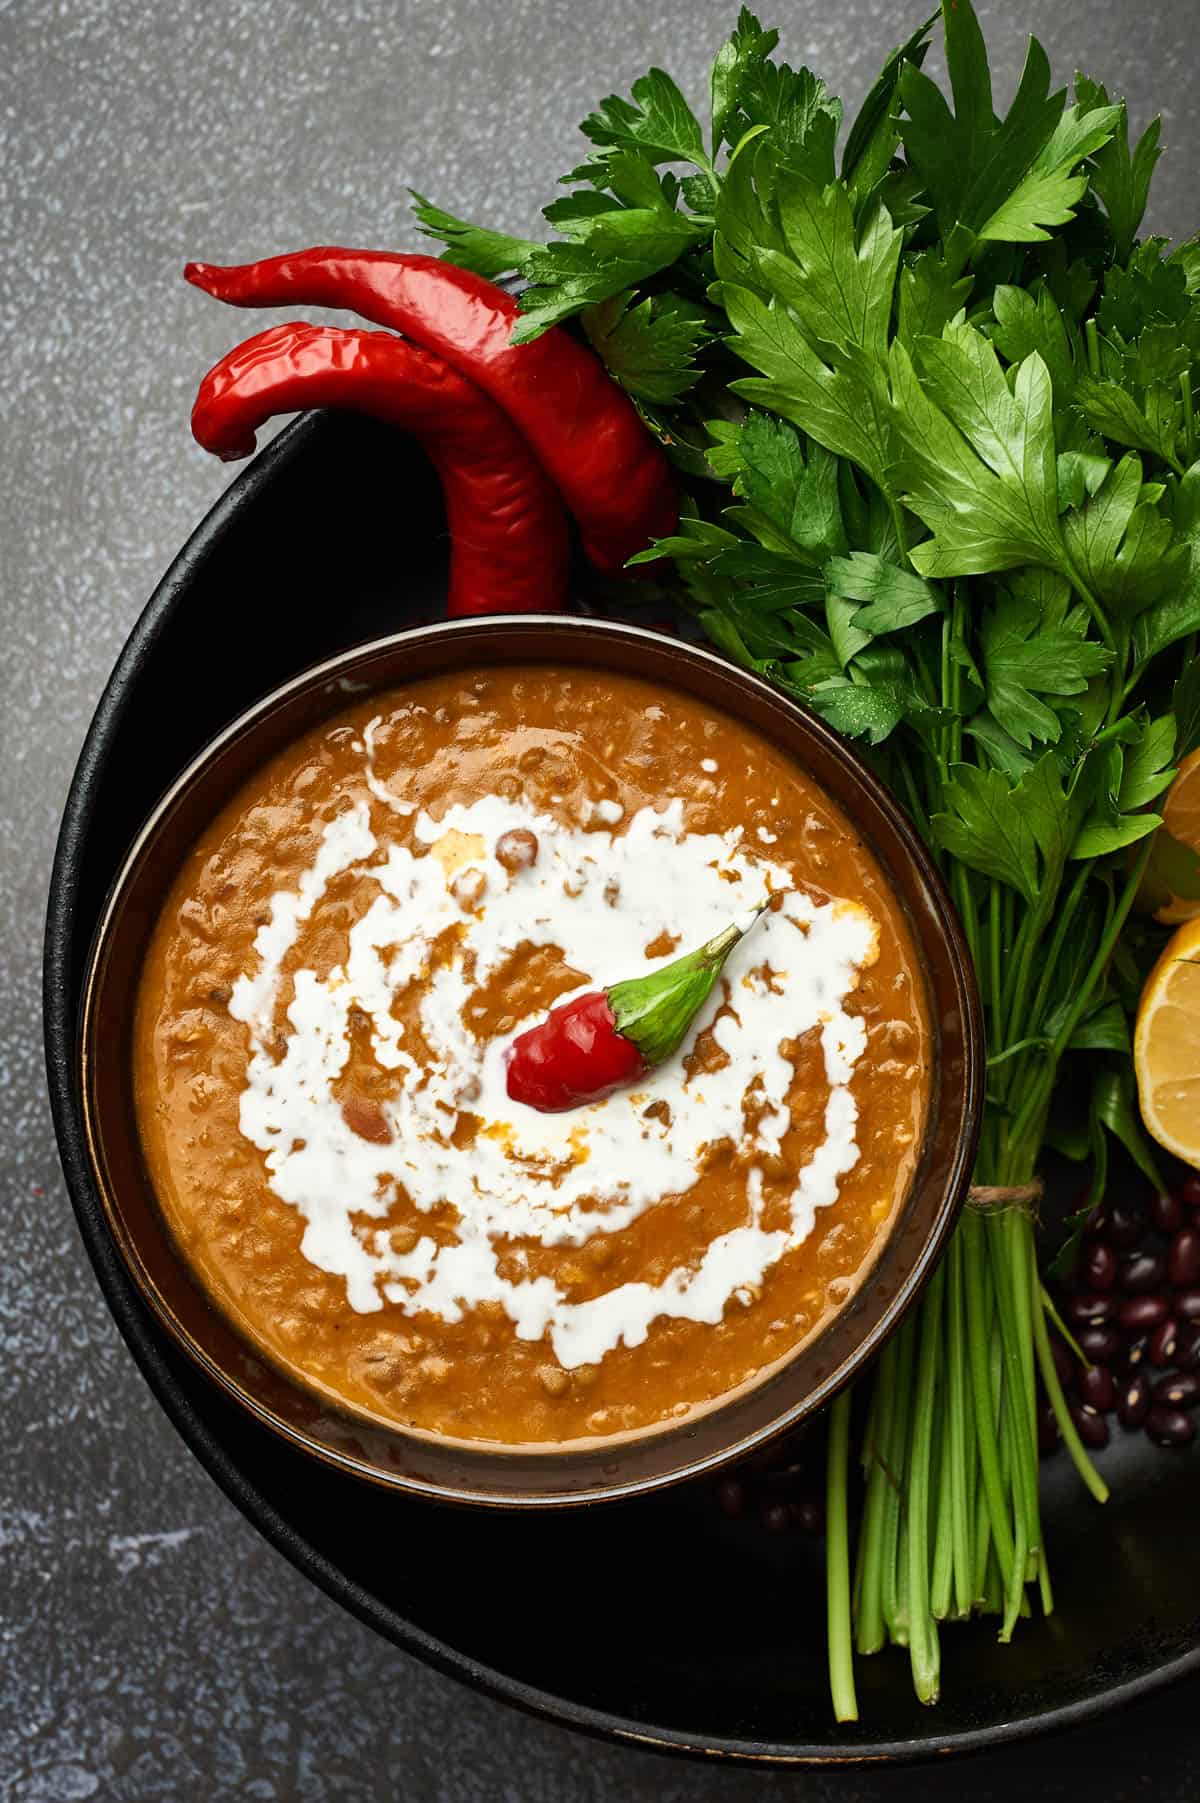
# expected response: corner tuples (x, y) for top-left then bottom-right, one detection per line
(228, 773), (878, 1369)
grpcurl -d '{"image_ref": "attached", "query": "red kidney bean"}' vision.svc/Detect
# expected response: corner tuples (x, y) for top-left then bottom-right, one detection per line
(1083, 1200), (1109, 1240)
(1149, 1190), (1186, 1235)
(791, 1497), (825, 1535)
(1077, 1364), (1116, 1411)
(1178, 1175), (1200, 1210)
(1174, 1289), (1200, 1323)
(1071, 1403), (1110, 1449)
(1050, 1335), (1076, 1390)
(1118, 1375), (1150, 1428)
(1168, 1228), (1200, 1288)
(1066, 1292), (1116, 1326)
(1117, 1294), (1171, 1334)
(760, 1499), (793, 1534)
(1118, 1333), (1150, 1374)
(1152, 1372), (1200, 1410)
(1118, 1251), (1166, 1294)
(1038, 1403), (1061, 1454)
(716, 1476), (747, 1519)
(1078, 1325), (1122, 1364)
(1106, 1203), (1145, 1249)
(1081, 1241), (1117, 1293)
(1149, 1318), (1180, 1368)
(1145, 1406), (1196, 1447)
(1174, 1326), (1200, 1372)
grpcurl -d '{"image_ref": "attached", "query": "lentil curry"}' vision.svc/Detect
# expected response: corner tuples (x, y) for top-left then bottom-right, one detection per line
(134, 667), (929, 1446)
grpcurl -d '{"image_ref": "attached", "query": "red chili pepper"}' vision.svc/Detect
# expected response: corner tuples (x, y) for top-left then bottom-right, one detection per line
(183, 249), (678, 575)
(505, 904), (771, 1113)
(190, 321), (569, 618)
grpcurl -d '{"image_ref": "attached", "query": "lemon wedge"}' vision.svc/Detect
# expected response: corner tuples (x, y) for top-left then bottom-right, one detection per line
(1134, 914), (1200, 1169)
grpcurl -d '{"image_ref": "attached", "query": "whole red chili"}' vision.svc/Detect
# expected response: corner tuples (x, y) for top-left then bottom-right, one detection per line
(183, 249), (678, 574)
(190, 321), (569, 617)
(506, 904), (771, 1113)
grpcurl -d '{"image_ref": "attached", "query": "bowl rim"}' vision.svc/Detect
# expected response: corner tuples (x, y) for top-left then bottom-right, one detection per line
(74, 606), (982, 1507)
(43, 411), (1199, 1761)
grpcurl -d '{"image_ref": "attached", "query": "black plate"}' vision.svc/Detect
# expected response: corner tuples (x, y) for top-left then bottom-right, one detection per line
(44, 412), (1200, 1764)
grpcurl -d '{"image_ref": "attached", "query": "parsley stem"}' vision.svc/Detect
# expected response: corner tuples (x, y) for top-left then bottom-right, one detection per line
(853, 1340), (897, 1654)
(1085, 316), (1102, 379)
(906, 1262), (943, 1702)
(1182, 372), (1196, 467)
(962, 1210), (1017, 1588)
(1006, 840), (1153, 1160)
(944, 1231), (974, 1618)
(826, 1388), (859, 1723)
(1033, 1288), (1109, 1505)
(1062, 557), (1117, 656)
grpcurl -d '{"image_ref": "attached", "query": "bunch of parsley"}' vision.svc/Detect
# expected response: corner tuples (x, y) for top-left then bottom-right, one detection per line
(414, 1), (1200, 1718)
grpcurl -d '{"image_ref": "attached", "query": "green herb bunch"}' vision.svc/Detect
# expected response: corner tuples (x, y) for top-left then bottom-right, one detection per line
(414, 1), (1200, 1717)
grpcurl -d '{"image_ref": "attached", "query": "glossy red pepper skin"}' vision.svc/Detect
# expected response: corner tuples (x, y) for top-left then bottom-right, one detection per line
(184, 250), (678, 575)
(505, 990), (644, 1113)
(190, 321), (568, 618)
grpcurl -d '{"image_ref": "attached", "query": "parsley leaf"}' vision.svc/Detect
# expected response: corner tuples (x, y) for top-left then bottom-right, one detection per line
(1075, 76), (1162, 263)
(715, 146), (901, 492)
(899, 16), (1119, 267)
(979, 571), (1112, 746)
(710, 8), (779, 153)
(721, 413), (847, 561)
(582, 291), (711, 402)
(892, 325), (1062, 576)
(825, 552), (943, 635)
(582, 69), (713, 180)
(932, 764), (1040, 900)
(842, 17), (936, 208)
(408, 192), (540, 279)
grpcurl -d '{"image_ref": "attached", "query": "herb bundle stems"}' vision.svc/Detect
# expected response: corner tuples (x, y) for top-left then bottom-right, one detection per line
(417, 0), (1200, 1722)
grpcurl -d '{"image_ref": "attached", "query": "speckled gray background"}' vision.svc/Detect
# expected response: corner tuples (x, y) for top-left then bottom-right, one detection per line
(4, 2), (1200, 1797)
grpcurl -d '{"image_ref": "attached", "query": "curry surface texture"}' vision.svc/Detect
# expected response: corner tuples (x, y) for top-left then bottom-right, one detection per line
(134, 666), (929, 1446)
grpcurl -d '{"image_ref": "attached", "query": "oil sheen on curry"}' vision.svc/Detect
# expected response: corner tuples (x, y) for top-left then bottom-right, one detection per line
(134, 667), (929, 1446)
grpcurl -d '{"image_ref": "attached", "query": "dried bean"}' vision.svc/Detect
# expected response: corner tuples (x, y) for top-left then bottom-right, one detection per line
(1152, 1372), (1200, 1410)
(1071, 1403), (1110, 1450)
(1145, 1406), (1196, 1448)
(1178, 1175), (1200, 1210)
(1168, 1227), (1200, 1288)
(1066, 1292), (1115, 1326)
(791, 1497), (825, 1536)
(1118, 1333), (1150, 1374)
(1082, 1241), (1117, 1293)
(1106, 1203), (1145, 1249)
(1174, 1326), (1200, 1372)
(716, 1476), (747, 1520)
(1148, 1318), (1180, 1368)
(1117, 1294), (1171, 1335)
(1174, 1289), (1200, 1323)
(760, 1499), (793, 1534)
(1078, 1326), (1122, 1364)
(1077, 1364), (1115, 1412)
(1150, 1190), (1186, 1235)
(1117, 1375), (1150, 1429)
(1118, 1251), (1166, 1295)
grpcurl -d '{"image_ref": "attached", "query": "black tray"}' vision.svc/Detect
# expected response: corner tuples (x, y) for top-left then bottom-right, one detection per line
(44, 411), (1200, 1764)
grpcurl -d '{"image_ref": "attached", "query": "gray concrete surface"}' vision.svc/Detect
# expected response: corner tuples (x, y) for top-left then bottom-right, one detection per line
(3, 1), (1199, 1797)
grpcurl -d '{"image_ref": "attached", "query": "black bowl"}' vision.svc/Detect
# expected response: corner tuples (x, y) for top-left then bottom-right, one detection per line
(45, 412), (1200, 1763)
